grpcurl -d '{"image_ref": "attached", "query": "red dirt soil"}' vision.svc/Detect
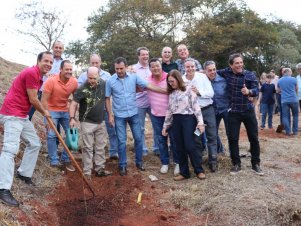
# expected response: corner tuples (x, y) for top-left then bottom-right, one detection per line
(15, 158), (204, 226)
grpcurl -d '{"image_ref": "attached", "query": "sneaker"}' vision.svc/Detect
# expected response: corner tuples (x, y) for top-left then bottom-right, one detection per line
(174, 164), (180, 176)
(63, 162), (75, 172)
(230, 165), (241, 175)
(50, 163), (64, 170)
(209, 163), (218, 173)
(160, 165), (169, 174)
(0, 189), (19, 207)
(252, 164), (264, 176)
(95, 169), (112, 177)
(16, 172), (36, 186)
(109, 155), (119, 161)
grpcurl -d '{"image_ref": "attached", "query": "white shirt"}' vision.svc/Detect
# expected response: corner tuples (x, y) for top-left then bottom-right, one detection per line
(183, 72), (214, 107)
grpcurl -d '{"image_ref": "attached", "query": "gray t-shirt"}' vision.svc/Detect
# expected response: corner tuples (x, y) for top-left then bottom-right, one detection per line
(73, 78), (106, 124)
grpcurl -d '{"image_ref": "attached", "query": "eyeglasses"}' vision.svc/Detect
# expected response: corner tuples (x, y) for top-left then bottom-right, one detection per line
(168, 80), (176, 84)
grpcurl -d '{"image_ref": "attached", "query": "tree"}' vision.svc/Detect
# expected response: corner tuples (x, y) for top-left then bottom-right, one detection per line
(186, 3), (279, 74)
(273, 28), (301, 68)
(15, 1), (69, 51)
(83, 0), (201, 72)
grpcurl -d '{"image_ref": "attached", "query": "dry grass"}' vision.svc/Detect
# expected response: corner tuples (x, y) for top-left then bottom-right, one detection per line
(165, 118), (301, 226)
(0, 57), (26, 93)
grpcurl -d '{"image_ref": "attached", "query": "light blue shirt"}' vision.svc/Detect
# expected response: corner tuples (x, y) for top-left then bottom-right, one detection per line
(296, 75), (301, 100)
(49, 57), (63, 75)
(105, 73), (148, 118)
(211, 74), (229, 114)
(77, 69), (111, 86)
(278, 75), (298, 103)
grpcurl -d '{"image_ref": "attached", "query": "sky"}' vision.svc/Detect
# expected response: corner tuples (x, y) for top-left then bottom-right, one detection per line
(0, 0), (300, 66)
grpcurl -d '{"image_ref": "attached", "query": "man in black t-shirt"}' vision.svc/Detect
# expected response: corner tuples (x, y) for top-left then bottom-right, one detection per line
(69, 66), (112, 179)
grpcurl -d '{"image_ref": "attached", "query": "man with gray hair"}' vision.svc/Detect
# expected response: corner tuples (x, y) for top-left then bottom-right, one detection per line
(204, 61), (229, 155)
(296, 63), (301, 111)
(77, 54), (119, 160)
(277, 68), (299, 135)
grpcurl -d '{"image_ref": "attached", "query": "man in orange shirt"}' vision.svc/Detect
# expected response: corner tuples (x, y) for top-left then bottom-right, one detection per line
(41, 60), (78, 171)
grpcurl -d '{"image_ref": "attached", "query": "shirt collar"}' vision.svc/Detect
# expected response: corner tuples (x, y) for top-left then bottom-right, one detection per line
(136, 62), (148, 69)
(150, 71), (167, 82)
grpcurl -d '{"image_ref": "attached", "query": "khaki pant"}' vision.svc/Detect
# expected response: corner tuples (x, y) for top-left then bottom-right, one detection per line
(80, 121), (107, 175)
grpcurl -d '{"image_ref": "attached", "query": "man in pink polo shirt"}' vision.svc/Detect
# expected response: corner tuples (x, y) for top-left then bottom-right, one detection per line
(0, 51), (53, 207)
(147, 58), (179, 175)
(41, 60), (78, 171)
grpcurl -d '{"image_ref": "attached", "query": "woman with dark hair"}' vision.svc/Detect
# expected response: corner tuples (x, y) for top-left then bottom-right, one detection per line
(162, 70), (206, 181)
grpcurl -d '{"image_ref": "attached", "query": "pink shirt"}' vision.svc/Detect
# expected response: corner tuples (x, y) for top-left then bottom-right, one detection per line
(0, 66), (42, 118)
(147, 72), (169, 116)
(134, 62), (151, 108)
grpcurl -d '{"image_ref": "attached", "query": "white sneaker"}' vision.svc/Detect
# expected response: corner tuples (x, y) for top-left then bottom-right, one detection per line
(174, 164), (180, 176)
(160, 165), (169, 174)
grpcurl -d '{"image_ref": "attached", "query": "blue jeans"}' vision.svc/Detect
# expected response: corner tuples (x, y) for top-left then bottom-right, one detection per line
(172, 114), (204, 178)
(228, 109), (260, 166)
(261, 103), (274, 128)
(281, 102), (299, 135)
(138, 107), (159, 154)
(114, 114), (143, 168)
(104, 111), (118, 157)
(151, 116), (178, 165)
(47, 111), (70, 165)
(28, 91), (42, 120)
(216, 110), (229, 153)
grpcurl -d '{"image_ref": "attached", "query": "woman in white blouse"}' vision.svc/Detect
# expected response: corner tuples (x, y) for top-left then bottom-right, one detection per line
(162, 70), (206, 181)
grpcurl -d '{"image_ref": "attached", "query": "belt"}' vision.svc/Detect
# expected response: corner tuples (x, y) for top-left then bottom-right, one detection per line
(201, 104), (213, 111)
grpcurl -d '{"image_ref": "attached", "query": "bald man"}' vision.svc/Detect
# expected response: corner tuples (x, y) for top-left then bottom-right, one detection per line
(70, 66), (112, 179)
(78, 54), (118, 160)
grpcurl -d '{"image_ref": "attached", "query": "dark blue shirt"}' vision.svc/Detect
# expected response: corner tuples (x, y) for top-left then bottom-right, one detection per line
(260, 83), (275, 105)
(162, 61), (178, 73)
(217, 68), (259, 113)
(211, 74), (229, 114)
